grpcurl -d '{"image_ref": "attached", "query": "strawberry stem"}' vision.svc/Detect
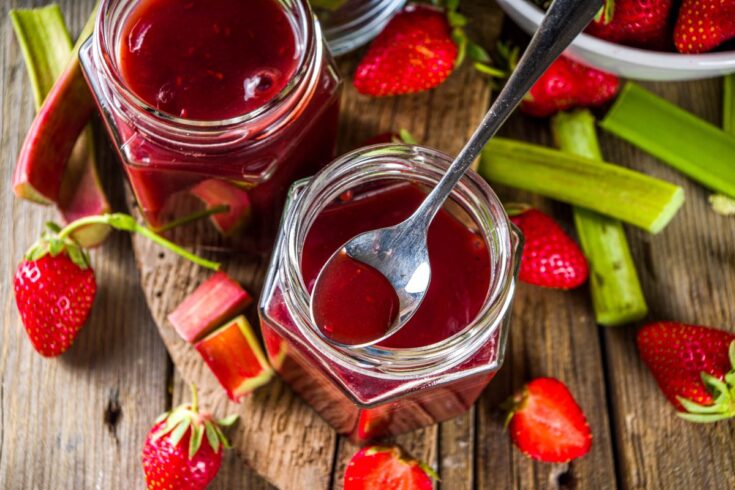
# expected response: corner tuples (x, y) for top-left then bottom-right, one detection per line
(57, 213), (220, 271)
(551, 109), (648, 326)
(153, 204), (230, 233)
(676, 340), (735, 423)
(600, 82), (735, 200)
(190, 383), (199, 413)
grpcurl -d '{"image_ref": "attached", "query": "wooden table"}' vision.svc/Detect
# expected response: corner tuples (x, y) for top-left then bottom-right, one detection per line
(1, 0), (734, 488)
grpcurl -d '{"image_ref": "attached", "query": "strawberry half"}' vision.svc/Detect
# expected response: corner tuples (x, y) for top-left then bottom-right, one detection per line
(520, 56), (620, 118)
(586, 0), (674, 50)
(142, 385), (238, 490)
(14, 223), (96, 357)
(354, 5), (458, 96)
(344, 446), (437, 490)
(508, 207), (589, 289)
(505, 378), (592, 463)
(674, 0), (735, 54)
(637, 322), (735, 422)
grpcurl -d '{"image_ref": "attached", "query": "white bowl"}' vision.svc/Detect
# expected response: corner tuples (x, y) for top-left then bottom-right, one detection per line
(496, 0), (735, 81)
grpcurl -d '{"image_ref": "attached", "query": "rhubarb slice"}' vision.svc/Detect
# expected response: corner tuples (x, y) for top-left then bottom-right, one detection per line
(195, 315), (273, 402)
(190, 179), (252, 236)
(600, 82), (735, 200)
(11, 6), (110, 246)
(479, 138), (684, 233)
(552, 110), (648, 326)
(168, 271), (252, 343)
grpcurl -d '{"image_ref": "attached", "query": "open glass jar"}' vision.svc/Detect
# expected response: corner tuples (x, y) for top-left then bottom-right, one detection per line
(80, 0), (342, 251)
(259, 145), (522, 442)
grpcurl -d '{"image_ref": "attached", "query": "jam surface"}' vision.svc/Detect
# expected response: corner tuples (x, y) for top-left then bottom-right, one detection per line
(311, 250), (400, 345)
(302, 184), (491, 348)
(119, 0), (298, 120)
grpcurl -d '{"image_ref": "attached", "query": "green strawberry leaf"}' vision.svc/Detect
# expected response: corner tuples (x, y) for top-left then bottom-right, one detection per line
(189, 422), (204, 459)
(217, 414), (239, 427)
(466, 41), (491, 63)
(205, 421), (220, 454)
(169, 416), (191, 448)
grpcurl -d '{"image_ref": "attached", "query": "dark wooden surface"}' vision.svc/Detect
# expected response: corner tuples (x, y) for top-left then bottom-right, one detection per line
(1, 0), (733, 488)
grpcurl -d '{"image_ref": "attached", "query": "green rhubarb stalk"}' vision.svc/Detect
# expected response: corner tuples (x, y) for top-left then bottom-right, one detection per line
(710, 75), (735, 215)
(600, 82), (735, 200)
(10, 4), (110, 247)
(552, 110), (647, 326)
(478, 138), (684, 233)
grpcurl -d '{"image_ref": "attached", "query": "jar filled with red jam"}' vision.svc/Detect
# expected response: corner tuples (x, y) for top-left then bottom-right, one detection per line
(259, 145), (523, 441)
(80, 0), (341, 250)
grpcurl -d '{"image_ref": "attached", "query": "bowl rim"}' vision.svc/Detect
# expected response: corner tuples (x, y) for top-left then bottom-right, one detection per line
(498, 0), (735, 71)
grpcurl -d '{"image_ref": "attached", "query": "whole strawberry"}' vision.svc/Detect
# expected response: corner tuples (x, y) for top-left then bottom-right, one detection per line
(505, 378), (592, 463)
(520, 56), (620, 118)
(142, 385), (237, 490)
(344, 445), (437, 489)
(674, 0), (735, 54)
(637, 322), (735, 422)
(14, 214), (219, 357)
(586, 0), (674, 49)
(354, 5), (458, 96)
(14, 223), (96, 357)
(508, 207), (589, 289)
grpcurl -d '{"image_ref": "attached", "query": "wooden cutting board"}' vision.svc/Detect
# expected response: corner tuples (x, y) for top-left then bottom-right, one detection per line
(129, 3), (502, 488)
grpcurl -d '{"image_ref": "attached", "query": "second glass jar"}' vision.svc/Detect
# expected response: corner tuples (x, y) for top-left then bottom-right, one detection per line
(80, 0), (342, 251)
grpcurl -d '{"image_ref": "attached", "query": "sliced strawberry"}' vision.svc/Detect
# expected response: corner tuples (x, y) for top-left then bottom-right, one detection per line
(637, 322), (735, 422)
(506, 378), (592, 463)
(344, 446), (436, 490)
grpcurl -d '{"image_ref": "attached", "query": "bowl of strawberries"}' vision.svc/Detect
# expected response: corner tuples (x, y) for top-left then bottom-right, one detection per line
(496, 0), (735, 80)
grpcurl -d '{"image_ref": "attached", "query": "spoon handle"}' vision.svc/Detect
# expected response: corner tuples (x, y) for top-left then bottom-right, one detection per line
(409, 0), (604, 229)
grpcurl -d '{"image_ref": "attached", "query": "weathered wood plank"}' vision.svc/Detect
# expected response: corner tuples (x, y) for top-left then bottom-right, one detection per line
(599, 79), (735, 490)
(475, 108), (618, 489)
(0, 1), (169, 488)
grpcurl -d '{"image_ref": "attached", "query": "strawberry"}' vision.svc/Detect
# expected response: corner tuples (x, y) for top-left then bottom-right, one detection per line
(354, 5), (459, 96)
(14, 223), (96, 357)
(142, 385), (237, 490)
(637, 322), (735, 422)
(508, 207), (589, 289)
(520, 56), (620, 118)
(673, 0), (735, 54)
(344, 446), (437, 490)
(505, 378), (592, 463)
(586, 0), (674, 49)
(14, 214), (220, 357)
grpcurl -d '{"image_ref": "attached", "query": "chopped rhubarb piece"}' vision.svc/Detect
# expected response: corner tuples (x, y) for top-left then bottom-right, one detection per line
(195, 315), (273, 402)
(167, 271), (252, 343)
(191, 179), (252, 236)
(262, 325), (288, 371)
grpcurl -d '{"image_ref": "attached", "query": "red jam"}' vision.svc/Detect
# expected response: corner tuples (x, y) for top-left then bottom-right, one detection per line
(302, 184), (491, 348)
(119, 0), (297, 120)
(311, 250), (399, 345)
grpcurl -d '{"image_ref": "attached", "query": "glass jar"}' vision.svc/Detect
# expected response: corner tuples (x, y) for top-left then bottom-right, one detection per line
(80, 0), (342, 251)
(316, 0), (406, 56)
(259, 144), (522, 442)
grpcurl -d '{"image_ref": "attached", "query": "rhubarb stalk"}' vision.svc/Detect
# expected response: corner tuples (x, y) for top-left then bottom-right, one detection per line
(478, 138), (684, 233)
(552, 110), (647, 326)
(10, 5), (110, 246)
(710, 75), (735, 215)
(600, 82), (735, 199)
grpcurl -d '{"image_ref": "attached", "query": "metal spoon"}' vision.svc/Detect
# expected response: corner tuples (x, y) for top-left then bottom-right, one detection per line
(311, 0), (604, 347)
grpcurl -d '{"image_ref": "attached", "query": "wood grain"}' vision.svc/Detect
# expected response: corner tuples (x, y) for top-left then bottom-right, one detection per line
(1, 2), (168, 489)
(2, 0), (734, 489)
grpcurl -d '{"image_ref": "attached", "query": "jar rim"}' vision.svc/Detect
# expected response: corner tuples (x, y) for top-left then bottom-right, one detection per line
(271, 144), (520, 380)
(92, 0), (317, 129)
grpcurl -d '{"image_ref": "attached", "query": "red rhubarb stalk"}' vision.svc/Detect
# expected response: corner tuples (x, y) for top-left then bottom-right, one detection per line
(168, 271), (252, 343)
(195, 315), (273, 402)
(190, 179), (253, 236)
